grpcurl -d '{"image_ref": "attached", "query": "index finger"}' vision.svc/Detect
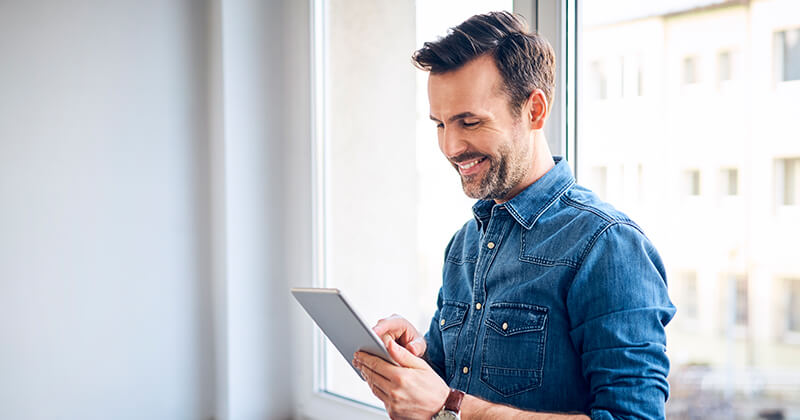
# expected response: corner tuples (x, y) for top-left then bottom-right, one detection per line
(373, 315), (412, 342)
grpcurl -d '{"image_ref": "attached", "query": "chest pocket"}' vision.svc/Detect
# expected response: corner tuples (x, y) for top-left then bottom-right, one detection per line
(438, 301), (469, 382)
(480, 302), (548, 397)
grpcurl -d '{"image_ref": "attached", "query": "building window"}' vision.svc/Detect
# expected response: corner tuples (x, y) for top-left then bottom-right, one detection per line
(636, 164), (645, 200)
(684, 169), (701, 196)
(775, 28), (800, 82)
(624, 55), (644, 97)
(682, 56), (699, 84)
(733, 275), (748, 326)
(636, 60), (644, 96)
(682, 272), (699, 320)
(590, 60), (608, 100)
(787, 279), (800, 333)
(776, 157), (800, 206)
(718, 50), (733, 82)
(720, 168), (739, 196)
(590, 166), (608, 200)
(617, 56), (625, 98)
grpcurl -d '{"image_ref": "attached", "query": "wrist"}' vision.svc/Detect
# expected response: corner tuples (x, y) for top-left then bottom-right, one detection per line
(459, 394), (490, 420)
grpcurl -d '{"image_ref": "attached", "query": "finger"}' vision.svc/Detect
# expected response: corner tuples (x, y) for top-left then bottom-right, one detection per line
(372, 315), (410, 341)
(355, 351), (403, 379)
(386, 338), (428, 369)
(406, 336), (427, 357)
(358, 359), (394, 396)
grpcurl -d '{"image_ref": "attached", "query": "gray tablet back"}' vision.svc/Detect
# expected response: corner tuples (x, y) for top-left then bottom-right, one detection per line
(291, 288), (397, 379)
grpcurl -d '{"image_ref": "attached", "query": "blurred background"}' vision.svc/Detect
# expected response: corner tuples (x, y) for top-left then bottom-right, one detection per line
(1, 1), (798, 419)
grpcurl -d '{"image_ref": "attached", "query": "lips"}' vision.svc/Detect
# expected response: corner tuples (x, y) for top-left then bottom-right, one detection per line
(455, 156), (487, 176)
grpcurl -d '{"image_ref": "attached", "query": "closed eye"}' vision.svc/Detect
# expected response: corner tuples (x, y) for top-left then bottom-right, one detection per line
(462, 121), (479, 128)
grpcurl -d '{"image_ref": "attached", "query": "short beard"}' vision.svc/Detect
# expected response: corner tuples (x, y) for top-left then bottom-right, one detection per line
(459, 140), (529, 201)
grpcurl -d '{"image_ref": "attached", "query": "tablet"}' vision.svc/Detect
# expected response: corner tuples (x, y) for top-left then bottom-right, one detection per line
(291, 287), (398, 380)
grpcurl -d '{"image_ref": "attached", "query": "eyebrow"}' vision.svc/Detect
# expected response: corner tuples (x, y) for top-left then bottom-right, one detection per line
(429, 112), (479, 124)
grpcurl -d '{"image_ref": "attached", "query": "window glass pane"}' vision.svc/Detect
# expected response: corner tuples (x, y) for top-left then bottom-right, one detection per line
(778, 28), (800, 81)
(580, 1), (800, 417)
(322, 0), (513, 407)
(778, 157), (800, 205)
(683, 56), (699, 84)
(718, 50), (732, 82)
(788, 279), (800, 333)
(720, 168), (738, 196)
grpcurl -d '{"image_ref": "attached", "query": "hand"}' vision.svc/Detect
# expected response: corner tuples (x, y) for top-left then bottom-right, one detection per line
(354, 339), (449, 420)
(373, 314), (426, 357)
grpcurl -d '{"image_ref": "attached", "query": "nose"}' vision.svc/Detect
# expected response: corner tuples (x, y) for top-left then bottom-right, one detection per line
(439, 126), (468, 159)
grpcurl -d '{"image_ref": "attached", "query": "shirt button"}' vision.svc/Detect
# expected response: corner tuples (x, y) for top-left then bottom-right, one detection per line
(487, 242), (495, 249)
(502, 322), (508, 331)
(475, 302), (482, 310)
(440, 318), (445, 326)
(462, 366), (469, 374)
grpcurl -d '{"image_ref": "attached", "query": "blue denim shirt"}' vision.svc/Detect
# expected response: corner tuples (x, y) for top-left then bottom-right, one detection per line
(423, 157), (675, 419)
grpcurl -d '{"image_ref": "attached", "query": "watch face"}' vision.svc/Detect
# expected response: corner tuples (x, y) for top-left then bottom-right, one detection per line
(433, 410), (460, 420)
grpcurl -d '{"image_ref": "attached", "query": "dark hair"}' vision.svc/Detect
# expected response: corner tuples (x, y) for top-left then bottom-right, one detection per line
(412, 11), (555, 116)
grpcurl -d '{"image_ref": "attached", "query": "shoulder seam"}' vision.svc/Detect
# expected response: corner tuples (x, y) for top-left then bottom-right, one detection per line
(559, 194), (618, 223)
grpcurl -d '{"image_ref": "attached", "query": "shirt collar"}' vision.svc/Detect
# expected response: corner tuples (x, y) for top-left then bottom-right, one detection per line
(472, 156), (575, 231)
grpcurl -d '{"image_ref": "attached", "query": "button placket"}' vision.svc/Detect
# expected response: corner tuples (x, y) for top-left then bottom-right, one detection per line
(460, 212), (512, 393)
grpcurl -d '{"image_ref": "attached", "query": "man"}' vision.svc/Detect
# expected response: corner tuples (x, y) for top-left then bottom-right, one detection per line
(352, 11), (675, 420)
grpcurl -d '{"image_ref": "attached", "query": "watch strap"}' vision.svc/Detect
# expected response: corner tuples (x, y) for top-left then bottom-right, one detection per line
(444, 388), (465, 413)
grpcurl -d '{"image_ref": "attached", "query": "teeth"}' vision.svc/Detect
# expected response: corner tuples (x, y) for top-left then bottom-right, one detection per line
(460, 158), (482, 169)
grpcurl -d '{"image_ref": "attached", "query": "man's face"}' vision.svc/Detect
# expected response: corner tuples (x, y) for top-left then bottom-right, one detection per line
(428, 55), (533, 201)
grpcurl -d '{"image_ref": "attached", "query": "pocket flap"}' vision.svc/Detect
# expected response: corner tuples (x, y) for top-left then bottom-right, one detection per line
(485, 303), (548, 336)
(439, 301), (469, 331)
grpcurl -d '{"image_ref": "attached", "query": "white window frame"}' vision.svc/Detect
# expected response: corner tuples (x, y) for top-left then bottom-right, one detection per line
(292, 1), (574, 418)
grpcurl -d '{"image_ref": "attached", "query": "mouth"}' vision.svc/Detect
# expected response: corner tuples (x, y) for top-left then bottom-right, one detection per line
(455, 156), (488, 176)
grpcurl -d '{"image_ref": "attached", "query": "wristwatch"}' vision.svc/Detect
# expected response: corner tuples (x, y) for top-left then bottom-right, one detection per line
(432, 388), (465, 420)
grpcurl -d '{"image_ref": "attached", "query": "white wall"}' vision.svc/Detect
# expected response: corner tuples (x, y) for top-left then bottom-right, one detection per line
(0, 1), (300, 419)
(0, 1), (215, 419)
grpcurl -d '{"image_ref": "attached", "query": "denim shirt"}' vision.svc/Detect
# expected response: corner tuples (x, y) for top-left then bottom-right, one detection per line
(423, 157), (676, 419)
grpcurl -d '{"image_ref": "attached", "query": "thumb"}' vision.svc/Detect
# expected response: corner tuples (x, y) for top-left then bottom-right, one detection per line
(386, 338), (427, 369)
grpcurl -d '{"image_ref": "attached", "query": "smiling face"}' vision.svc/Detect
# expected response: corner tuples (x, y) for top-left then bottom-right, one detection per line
(428, 54), (536, 202)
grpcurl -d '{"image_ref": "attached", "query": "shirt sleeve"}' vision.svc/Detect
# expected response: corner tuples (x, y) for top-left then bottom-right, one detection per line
(567, 222), (676, 420)
(423, 235), (456, 380)
(423, 287), (446, 380)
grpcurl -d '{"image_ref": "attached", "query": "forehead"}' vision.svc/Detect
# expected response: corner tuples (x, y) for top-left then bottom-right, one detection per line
(427, 55), (507, 118)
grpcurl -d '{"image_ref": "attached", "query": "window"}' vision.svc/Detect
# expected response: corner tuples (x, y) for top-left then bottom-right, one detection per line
(682, 56), (699, 85)
(775, 28), (800, 82)
(776, 157), (800, 205)
(634, 56), (644, 96)
(590, 60), (608, 100)
(733, 275), (749, 327)
(579, 1), (800, 417)
(624, 55), (644, 97)
(720, 168), (738, 196)
(590, 166), (608, 200)
(717, 50), (733, 82)
(684, 169), (701, 196)
(616, 56), (625, 98)
(308, 1), (800, 417)
(681, 271), (699, 320)
(787, 279), (800, 333)
(316, 0), (514, 409)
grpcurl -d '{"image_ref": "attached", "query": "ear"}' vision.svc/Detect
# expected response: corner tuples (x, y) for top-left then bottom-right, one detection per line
(525, 89), (548, 131)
